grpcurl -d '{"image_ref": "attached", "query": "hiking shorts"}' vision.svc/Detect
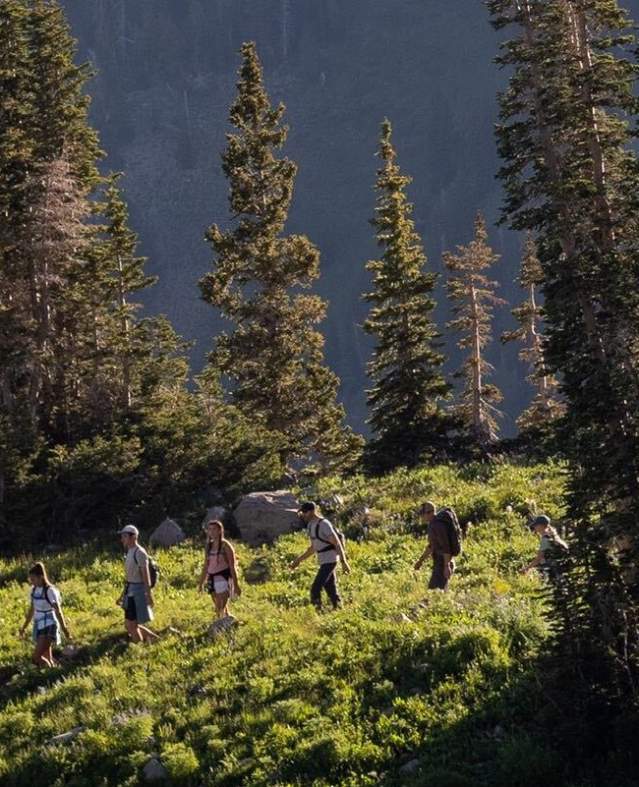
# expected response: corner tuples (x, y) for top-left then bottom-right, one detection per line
(34, 623), (58, 643)
(124, 583), (153, 624)
(429, 555), (453, 591)
(207, 570), (231, 595)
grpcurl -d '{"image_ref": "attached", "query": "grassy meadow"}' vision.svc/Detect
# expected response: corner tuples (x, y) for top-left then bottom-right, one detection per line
(0, 462), (575, 786)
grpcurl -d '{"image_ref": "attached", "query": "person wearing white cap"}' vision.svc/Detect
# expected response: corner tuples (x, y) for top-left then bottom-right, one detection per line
(116, 525), (159, 643)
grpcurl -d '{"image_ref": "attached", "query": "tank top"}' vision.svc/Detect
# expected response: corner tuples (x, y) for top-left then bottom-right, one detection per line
(207, 542), (230, 575)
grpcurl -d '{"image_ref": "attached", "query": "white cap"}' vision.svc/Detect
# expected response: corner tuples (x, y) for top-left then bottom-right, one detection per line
(117, 524), (139, 536)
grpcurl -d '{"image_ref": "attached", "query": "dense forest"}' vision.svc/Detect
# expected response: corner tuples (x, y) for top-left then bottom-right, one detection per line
(1, 1), (639, 785)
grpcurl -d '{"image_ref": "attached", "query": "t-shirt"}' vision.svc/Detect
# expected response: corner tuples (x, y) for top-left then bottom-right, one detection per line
(539, 534), (553, 559)
(30, 585), (61, 630)
(125, 545), (149, 587)
(428, 515), (452, 557)
(308, 517), (338, 565)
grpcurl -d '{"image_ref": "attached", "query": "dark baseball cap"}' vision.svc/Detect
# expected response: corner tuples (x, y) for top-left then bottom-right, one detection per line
(299, 501), (316, 513)
(529, 514), (550, 529)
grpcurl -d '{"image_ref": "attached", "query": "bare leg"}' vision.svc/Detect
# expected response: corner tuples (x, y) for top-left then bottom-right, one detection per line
(32, 637), (53, 667)
(214, 591), (229, 619)
(125, 619), (143, 643)
(137, 625), (160, 643)
(46, 642), (56, 667)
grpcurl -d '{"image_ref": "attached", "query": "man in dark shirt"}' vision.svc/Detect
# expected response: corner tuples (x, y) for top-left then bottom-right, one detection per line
(413, 501), (454, 590)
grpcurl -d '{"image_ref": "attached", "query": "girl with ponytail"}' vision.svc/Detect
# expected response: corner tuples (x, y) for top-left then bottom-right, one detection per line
(18, 562), (71, 667)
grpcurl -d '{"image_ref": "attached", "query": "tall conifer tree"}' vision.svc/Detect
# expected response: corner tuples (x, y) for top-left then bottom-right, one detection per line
(200, 42), (362, 472)
(489, 0), (639, 712)
(363, 119), (450, 472)
(444, 214), (504, 447)
(502, 233), (563, 436)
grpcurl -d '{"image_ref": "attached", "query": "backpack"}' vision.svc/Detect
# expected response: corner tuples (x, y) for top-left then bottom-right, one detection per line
(134, 548), (160, 589)
(313, 518), (346, 554)
(434, 508), (463, 558)
(31, 585), (57, 607)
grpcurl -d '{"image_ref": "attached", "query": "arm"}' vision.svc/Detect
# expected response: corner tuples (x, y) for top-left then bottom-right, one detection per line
(223, 542), (241, 596)
(19, 602), (34, 639)
(140, 555), (154, 607)
(198, 550), (209, 591)
(414, 543), (432, 570)
(289, 545), (315, 570)
(522, 550), (544, 574)
(327, 532), (350, 573)
(51, 603), (71, 639)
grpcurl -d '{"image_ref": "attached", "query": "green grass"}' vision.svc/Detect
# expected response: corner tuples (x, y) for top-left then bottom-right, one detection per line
(0, 462), (569, 786)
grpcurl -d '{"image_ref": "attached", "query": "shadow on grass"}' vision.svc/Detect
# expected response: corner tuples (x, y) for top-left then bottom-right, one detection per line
(0, 630), (128, 710)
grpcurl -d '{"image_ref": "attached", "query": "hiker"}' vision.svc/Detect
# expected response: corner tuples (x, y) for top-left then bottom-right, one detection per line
(413, 501), (459, 591)
(522, 514), (569, 579)
(18, 562), (71, 668)
(198, 519), (241, 621)
(116, 525), (159, 644)
(289, 501), (350, 611)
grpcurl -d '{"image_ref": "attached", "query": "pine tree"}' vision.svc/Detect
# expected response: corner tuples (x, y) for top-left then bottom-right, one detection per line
(444, 213), (504, 448)
(363, 119), (450, 472)
(95, 174), (157, 411)
(501, 233), (564, 436)
(488, 0), (639, 716)
(199, 42), (362, 472)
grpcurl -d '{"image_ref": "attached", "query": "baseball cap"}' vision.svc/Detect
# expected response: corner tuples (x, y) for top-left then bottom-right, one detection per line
(529, 514), (550, 530)
(117, 524), (139, 536)
(299, 501), (316, 513)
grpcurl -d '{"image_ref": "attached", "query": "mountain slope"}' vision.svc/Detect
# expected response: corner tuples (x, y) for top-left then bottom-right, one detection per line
(0, 462), (572, 786)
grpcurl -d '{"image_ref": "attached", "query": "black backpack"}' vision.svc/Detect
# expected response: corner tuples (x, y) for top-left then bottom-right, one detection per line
(31, 585), (56, 607)
(134, 548), (160, 589)
(313, 518), (346, 554)
(434, 508), (463, 558)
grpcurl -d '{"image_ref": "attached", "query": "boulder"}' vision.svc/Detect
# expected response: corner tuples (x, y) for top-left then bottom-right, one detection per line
(398, 759), (421, 776)
(233, 491), (300, 545)
(48, 726), (85, 745)
(143, 757), (169, 782)
(200, 506), (227, 531)
(149, 518), (185, 548)
(208, 615), (238, 638)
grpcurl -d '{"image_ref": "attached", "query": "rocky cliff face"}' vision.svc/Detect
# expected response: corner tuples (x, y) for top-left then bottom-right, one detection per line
(60, 0), (639, 435)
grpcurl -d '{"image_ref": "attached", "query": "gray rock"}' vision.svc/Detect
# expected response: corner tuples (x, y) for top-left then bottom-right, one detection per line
(200, 506), (227, 531)
(399, 758), (421, 775)
(143, 757), (169, 782)
(149, 518), (185, 548)
(233, 491), (299, 545)
(49, 726), (85, 745)
(208, 615), (238, 638)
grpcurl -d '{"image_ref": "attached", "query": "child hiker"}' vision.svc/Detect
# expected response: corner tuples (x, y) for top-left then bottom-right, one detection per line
(19, 562), (71, 668)
(198, 519), (241, 621)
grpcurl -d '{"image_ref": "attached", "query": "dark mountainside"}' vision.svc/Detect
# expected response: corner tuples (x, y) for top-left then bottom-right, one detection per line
(59, 0), (639, 435)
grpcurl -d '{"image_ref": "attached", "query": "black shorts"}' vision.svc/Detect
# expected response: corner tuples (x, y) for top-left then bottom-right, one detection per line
(36, 624), (58, 641)
(207, 568), (231, 594)
(124, 596), (138, 621)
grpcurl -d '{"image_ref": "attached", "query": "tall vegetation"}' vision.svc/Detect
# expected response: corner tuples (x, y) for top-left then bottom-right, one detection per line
(362, 119), (451, 473)
(444, 213), (504, 449)
(488, 0), (639, 734)
(501, 233), (563, 439)
(199, 42), (362, 474)
(0, 4), (282, 544)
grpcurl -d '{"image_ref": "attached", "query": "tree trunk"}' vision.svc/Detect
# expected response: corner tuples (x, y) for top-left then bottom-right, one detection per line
(469, 281), (483, 440)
